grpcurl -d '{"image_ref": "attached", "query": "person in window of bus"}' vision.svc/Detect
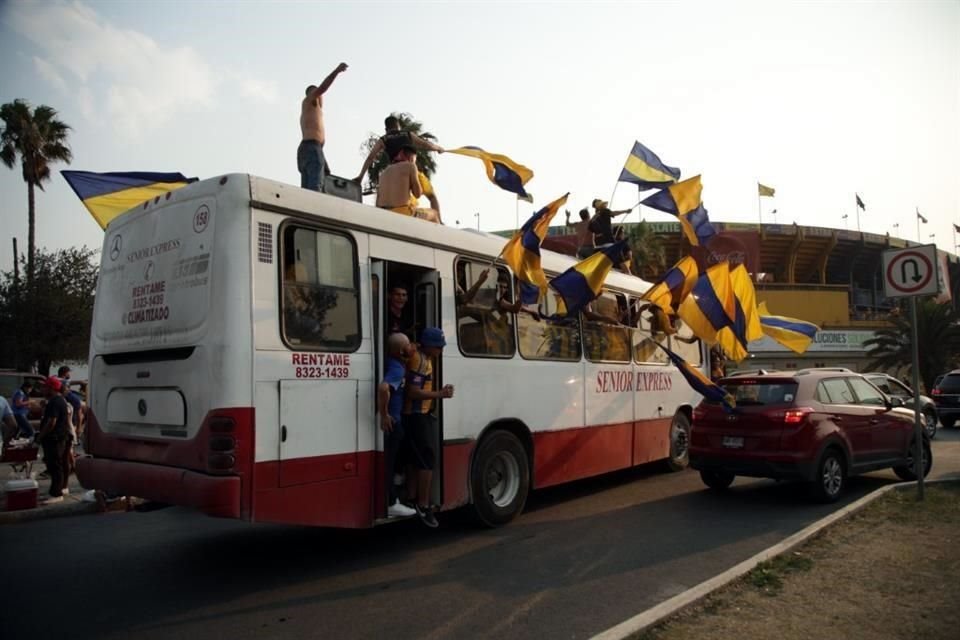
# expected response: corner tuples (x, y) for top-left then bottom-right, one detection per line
(35, 376), (70, 505)
(298, 62), (348, 192)
(565, 208), (596, 259)
(589, 198), (632, 247)
(378, 333), (417, 518)
(402, 327), (454, 528)
(355, 114), (445, 186)
(375, 147), (440, 223)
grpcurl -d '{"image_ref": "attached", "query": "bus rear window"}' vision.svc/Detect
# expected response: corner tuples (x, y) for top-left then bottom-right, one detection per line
(281, 225), (360, 351)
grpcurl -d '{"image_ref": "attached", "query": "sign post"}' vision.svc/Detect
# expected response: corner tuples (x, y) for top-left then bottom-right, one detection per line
(881, 244), (940, 500)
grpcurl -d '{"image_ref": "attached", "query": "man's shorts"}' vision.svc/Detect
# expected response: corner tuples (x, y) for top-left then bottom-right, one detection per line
(401, 412), (437, 471)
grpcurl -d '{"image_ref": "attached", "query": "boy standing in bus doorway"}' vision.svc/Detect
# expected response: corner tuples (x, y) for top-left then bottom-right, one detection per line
(402, 327), (454, 528)
(298, 62), (348, 191)
(378, 333), (417, 518)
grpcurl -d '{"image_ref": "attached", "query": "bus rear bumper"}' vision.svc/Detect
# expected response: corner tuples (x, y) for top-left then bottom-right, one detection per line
(76, 457), (241, 518)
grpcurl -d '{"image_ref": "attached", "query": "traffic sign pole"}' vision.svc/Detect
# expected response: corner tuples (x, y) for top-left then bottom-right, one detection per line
(909, 296), (924, 501)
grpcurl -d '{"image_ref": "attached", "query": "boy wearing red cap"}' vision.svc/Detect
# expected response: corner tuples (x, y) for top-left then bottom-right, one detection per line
(36, 376), (70, 504)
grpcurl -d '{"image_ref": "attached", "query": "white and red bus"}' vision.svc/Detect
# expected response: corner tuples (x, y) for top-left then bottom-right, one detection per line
(77, 174), (706, 527)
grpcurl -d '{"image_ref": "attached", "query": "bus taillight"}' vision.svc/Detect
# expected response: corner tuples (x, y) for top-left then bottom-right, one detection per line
(207, 415), (238, 473)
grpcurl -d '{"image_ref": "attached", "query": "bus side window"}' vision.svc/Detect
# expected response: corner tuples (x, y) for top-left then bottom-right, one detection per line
(516, 288), (581, 361)
(632, 297), (670, 365)
(582, 291), (630, 363)
(454, 259), (515, 357)
(281, 226), (361, 351)
(670, 317), (701, 366)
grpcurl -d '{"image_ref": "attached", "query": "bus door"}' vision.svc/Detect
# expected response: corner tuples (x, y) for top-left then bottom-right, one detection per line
(413, 270), (444, 508)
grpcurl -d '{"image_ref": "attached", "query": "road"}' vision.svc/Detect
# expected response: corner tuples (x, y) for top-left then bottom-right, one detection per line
(5, 430), (959, 640)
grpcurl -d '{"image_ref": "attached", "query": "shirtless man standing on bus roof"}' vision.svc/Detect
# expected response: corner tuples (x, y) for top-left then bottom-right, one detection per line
(298, 62), (348, 192)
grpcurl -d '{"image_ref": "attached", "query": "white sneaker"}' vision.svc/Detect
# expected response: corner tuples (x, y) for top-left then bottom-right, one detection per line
(388, 501), (416, 518)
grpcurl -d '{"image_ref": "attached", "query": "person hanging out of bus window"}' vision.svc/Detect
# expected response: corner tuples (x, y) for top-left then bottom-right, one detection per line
(565, 208), (596, 259)
(378, 333), (417, 519)
(298, 62), (348, 192)
(375, 147), (440, 223)
(402, 327), (454, 528)
(355, 114), (445, 186)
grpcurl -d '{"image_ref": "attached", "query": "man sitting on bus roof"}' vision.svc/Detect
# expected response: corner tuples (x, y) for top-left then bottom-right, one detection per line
(402, 327), (454, 528)
(375, 147), (440, 223)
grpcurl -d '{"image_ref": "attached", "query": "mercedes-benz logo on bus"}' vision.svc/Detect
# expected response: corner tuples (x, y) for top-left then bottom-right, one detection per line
(137, 399), (147, 416)
(110, 234), (122, 261)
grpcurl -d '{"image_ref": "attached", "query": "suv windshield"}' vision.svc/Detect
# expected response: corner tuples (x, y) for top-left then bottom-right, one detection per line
(719, 380), (798, 406)
(937, 374), (960, 394)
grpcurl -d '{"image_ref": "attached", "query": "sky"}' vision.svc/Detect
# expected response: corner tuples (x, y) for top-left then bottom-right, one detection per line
(1, 0), (958, 272)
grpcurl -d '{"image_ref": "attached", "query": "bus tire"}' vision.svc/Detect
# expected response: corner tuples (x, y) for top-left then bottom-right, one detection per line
(666, 412), (691, 471)
(471, 430), (530, 528)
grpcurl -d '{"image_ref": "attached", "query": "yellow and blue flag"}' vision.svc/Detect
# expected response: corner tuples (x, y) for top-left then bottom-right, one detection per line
(641, 255), (698, 315)
(657, 341), (735, 412)
(640, 175), (716, 246)
(677, 262), (736, 344)
(716, 265), (763, 362)
(502, 193), (570, 304)
(757, 302), (819, 353)
(640, 175), (702, 217)
(550, 241), (628, 317)
(62, 170), (197, 229)
(448, 146), (533, 197)
(618, 141), (681, 190)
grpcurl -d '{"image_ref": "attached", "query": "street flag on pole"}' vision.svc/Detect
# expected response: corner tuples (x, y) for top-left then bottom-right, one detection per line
(856, 194), (866, 211)
(758, 183), (775, 197)
(917, 208), (928, 224)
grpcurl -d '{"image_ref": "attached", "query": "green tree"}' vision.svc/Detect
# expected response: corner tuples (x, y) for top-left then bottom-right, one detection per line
(625, 220), (666, 279)
(0, 246), (98, 375)
(863, 298), (960, 393)
(359, 112), (439, 193)
(0, 99), (73, 286)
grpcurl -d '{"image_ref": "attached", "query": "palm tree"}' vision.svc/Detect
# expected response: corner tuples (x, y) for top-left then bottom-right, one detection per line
(1, 99), (73, 286)
(625, 220), (666, 279)
(863, 298), (960, 392)
(359, 112), (439, 194)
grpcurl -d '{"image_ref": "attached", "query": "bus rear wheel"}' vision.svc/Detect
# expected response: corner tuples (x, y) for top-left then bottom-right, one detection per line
(471, 430), (530, 528)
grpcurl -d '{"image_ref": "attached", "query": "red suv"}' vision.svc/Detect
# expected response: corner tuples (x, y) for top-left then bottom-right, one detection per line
(690, 369), (932, 502)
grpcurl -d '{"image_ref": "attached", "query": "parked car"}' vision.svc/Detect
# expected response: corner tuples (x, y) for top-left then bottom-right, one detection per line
(932, 370), (960, 428)
(690, 368), (932, 503)
(0, 370), (46, 427)
(863, 373), (937, 439)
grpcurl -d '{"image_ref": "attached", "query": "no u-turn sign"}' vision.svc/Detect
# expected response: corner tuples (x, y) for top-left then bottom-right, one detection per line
(882, 244), (941, 298)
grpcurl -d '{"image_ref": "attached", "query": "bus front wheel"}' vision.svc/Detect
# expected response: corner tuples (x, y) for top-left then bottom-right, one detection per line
(471, 430), (530, 528)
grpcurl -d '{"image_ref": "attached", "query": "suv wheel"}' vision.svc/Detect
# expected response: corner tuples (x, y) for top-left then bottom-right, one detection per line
(810, 449), (846, 503)
(922, 408), (937, 440)
(700, 469), (735, 490)
(893, 438), (933, 481)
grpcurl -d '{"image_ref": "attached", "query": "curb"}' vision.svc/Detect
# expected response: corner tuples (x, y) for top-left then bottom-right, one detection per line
(590, 478), (958, 640)
(0, 498), (98, 525)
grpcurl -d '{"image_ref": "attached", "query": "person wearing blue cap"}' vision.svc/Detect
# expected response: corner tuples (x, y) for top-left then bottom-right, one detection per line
(402, 326), (454, 528)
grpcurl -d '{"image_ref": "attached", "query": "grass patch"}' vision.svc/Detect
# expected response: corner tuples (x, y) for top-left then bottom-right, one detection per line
(745, 551), (814, 596)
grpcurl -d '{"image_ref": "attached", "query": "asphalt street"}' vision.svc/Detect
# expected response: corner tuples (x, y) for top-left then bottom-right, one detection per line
(5, 429), (959, 640)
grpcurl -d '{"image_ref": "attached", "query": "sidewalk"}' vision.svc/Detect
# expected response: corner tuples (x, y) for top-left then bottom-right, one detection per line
(0, 446), (97, 524)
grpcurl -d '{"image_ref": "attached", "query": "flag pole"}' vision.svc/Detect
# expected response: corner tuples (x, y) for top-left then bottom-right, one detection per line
(916, 208), (921, 243)
(756, 185), (762, 230)
(855, 195), (861, 233)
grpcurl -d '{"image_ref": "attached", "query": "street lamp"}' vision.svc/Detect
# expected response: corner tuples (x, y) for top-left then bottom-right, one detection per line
(474, 212), (480, 231)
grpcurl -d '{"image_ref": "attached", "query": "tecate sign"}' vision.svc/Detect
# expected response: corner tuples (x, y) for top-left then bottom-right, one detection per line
(749, 330), (876, 353)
